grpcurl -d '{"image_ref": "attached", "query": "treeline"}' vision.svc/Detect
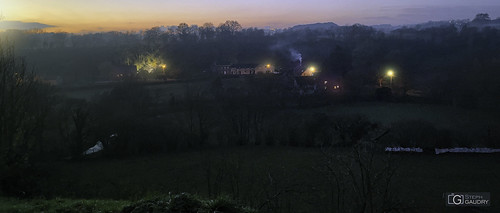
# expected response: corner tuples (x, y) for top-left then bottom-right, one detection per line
(2, 15), (500, 108)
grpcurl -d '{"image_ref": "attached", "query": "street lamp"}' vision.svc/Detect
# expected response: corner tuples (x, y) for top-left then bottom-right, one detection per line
(387, 70), (394, 88)
(309, 66), (316, 76)
(161, 64), (166, 72)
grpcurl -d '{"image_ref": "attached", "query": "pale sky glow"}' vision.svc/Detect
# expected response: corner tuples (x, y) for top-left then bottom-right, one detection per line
(1, 0), (500, 32)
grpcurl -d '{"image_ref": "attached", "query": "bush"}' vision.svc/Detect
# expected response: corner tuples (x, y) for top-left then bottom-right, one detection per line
(168, 193), (203, 213)
(204, 196), (241, 213)
(121, 198), (169, 213)
(121, 193), (256, 213)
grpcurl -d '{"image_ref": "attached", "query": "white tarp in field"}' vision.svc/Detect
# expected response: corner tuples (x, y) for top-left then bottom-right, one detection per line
(83, 141), (104, 155)
(385, 147), (423, 153)
(435, 147), (500, 154)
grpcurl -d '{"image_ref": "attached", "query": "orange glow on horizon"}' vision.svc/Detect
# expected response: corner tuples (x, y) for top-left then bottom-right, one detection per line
(0, 0), (372, 33)
(3, 0), (498, 33)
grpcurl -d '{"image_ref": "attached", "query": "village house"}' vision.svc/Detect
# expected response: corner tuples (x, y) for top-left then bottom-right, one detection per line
(294, 77), (318, 95)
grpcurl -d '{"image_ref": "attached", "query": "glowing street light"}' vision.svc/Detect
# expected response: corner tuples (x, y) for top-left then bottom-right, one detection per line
(300, 66), (317, 76)
(266, 64), (271, 68)
(387, 70), (394, 88)
(309, 66), (316, 72)
(161, 64), (166, 72)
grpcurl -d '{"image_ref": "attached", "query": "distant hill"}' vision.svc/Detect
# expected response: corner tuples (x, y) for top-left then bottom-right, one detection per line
(468, 17), (500, 29)
(370, 24), (397, 32)
(289, 19), (473, 33)
(290, 22), (339, 31)
(371, 20), (469, 32)
(372, 16), (500, 33)
(0, 21), (55, 30)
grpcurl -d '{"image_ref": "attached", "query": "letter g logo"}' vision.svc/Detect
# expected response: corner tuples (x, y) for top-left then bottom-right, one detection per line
(453, 195), (463, 205)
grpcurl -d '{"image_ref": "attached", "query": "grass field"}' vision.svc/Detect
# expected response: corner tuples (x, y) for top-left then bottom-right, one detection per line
(15, 99), (500, 212)
(34, 147), (500, 213)
(59, 79), (209, 101)
(0, 197), (128, 213)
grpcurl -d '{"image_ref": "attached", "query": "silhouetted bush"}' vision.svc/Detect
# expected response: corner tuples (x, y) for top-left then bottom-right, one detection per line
(121, 193), (256, 213)
(121, 197), (169, 213)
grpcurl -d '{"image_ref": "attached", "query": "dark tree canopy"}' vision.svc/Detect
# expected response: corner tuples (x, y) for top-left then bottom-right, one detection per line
(473, 13), (491, 22)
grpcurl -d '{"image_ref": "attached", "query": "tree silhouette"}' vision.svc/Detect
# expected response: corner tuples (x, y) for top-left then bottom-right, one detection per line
(217, 20), (242, 37)
(0, 45), (54, 196)
(473, 13), (491, 22)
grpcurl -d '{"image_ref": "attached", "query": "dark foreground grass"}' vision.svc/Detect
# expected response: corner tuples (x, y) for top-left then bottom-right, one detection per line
(0, 193), (256, 213)
(24, 103), (500, 212)
(0, 197), (128, 213)
(36, 147), (500, 213)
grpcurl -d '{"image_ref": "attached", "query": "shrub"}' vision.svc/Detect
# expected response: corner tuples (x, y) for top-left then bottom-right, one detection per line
(121, 193), (256, 213)
(168, 193), (203, 213)
(204, 196), (242, 213)
(121, 198), (169, 213)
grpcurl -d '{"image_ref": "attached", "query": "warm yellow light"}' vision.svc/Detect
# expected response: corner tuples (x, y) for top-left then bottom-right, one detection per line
(309, 66), (316, 72)
(161, 64), (166, 69)
(387, 70), (394, 77)
(266, 64), (271, 68)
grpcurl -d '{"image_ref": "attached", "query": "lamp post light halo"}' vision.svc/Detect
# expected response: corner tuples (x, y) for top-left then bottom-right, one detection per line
(387, 70), (394, 88)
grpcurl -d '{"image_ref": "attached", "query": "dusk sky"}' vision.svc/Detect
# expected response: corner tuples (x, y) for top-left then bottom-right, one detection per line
(1, 0), (500, 33)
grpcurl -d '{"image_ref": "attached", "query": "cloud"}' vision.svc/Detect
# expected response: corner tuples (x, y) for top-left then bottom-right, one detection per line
(362, 5), (500, 25)
(0, 20), (56, 30)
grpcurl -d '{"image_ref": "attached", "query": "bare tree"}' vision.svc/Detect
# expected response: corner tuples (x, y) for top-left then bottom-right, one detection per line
(0, 44), (53, 196)
(71, 106), (89, 158)
(318, 144), (400, 213)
